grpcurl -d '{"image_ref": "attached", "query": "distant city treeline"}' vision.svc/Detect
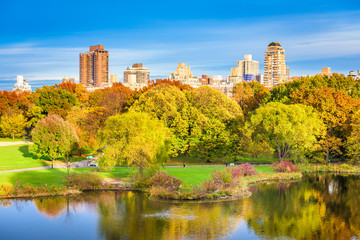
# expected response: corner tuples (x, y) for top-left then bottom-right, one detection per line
(0, 74), (360, 163)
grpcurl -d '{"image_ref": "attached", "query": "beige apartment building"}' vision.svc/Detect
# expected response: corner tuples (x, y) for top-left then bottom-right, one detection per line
(79, 44), (109, 87)
(229, 54), (259, 83)
(124, 63), (150, 84)
(61, 77), (75, 84)
(169, 63), (200, 85)
(110, 75), (118, 84)
(123, 63), (150, 90)
(263, 42), (288, 88)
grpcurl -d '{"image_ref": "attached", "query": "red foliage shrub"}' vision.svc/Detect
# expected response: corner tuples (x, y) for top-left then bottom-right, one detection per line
(201, 179), (218, 192)
(150, 171), (182, 190)
(231, 163), (257, 178)
(272, 161), (297, 172)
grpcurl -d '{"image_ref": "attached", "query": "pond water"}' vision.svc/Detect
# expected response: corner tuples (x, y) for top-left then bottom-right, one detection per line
(1, 174), (360, 240)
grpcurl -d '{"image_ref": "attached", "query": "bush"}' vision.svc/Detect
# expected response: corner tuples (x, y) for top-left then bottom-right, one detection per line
(0, 182), (15, 196)
(231, 163), (257, 178)
(150, 171), (182, 190)
(201, 179), (218, 193)
(212, 169), (233, 186)
(273, 161), (297, 172)
(67, 172), (102, 190)
(150, 186), (177, 199)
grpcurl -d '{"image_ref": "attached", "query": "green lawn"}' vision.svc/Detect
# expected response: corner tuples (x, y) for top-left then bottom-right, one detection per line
(0, 166), (274, 187)
(0, 168), (133, 186)
(165, 166), (274, 186)
(0, 144), (51, 171)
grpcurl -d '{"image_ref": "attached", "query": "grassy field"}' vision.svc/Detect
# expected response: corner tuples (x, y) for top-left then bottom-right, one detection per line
(0, 166), (274, 187)
(0, 144), (51, 171)
(0, 168), (132, 186)
(169, 155), (278, 165)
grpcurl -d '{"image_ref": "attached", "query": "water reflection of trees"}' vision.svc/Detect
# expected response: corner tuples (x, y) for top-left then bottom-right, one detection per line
(29, 175), (360, 239)
(245, 175), (360, 239)
(96, 191), (243, 240)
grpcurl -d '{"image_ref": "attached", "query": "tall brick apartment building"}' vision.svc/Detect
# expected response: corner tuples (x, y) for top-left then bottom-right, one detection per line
(79, 44), (109, 87)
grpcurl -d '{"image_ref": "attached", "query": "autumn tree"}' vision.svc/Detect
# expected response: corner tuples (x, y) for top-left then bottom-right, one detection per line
(233, 81), (269, 116)
(101, 112), (169, 175)
(249, 102), (325, 161)
(31, 114), (78, 168)
(0, 90), (32, 117)
(0, 111), (27, 139)
(290, 87), (360, 162)
(66, 106), (98, 155)
(346, 110), (360, 162)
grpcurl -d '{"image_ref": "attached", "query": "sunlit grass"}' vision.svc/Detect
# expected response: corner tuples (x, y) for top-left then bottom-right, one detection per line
(0, 144), (51, 171)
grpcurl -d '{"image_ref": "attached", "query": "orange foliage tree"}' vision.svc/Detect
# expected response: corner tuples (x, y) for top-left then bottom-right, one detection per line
(291, 87), (360, 162)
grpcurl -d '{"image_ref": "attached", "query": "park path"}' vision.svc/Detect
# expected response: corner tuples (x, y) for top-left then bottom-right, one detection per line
(0, 163), (231, 173)
(0, 141), (30, 147)
(0, 160), (89, 173)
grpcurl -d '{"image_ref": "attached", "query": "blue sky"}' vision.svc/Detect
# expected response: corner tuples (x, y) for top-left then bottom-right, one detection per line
(0, 0), (359, 85)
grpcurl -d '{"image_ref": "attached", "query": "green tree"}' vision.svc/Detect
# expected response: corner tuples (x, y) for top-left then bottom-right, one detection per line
(32, 86), (77, 118)
(186, 86), (244, 161)
(101, 112), (169, 175)
(249, 102), (325, 161)
(130, 85), (190, 156)
(30, 114), (78, 169)
(0, 111), (27, 139)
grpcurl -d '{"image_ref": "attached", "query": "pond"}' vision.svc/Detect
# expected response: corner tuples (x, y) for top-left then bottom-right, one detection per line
(1, 174), (360, 239)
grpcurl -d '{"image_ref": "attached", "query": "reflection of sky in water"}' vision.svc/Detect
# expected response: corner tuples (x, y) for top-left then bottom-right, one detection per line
(0, 200), (100, 240)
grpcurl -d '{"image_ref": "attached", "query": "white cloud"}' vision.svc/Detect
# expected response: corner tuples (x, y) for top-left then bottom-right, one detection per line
(0, 11), (359, 81)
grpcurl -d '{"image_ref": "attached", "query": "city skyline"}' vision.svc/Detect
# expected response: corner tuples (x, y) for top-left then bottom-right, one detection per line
(0, 0), (359, 85)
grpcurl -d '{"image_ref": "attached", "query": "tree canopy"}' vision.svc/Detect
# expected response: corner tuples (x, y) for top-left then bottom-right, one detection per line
(101, 112), (169, 174)
(249, 102), (325, 161)
(31, 114), (78, 168)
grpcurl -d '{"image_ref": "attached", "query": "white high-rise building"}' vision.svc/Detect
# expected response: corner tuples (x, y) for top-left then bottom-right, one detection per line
(13, 76), (32, 92)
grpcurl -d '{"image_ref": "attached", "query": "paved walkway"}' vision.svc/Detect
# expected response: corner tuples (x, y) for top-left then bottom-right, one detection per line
(0, 141), (30, 147)
(0, 160), (89, 173)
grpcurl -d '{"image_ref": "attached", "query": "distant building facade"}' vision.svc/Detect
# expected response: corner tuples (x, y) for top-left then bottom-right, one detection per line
(169, 63), (200, 85)
(348, 70), (360, 79)
(62, 77), (75, 84)
(79, 44), (109, 87)
(321, 67), (332, 76)
(110, 75), (119, 84)
(229, 54), (260, 84)
(123, 63), (150, 90)
(13, 75), (31, 91)
(263, 42), (288, 88)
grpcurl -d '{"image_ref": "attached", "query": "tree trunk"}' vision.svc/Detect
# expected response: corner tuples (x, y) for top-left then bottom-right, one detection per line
(52, 156), (54, 169)
(139, 165), (143, 176)
(326, 148), (329, 165)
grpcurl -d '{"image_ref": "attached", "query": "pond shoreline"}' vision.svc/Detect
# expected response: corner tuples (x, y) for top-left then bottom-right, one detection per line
(3, 169), (358, 201)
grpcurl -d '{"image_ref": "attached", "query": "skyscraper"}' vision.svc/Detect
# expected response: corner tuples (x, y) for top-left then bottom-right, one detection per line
(264, 42), (288, 88)
(79, 44), (109, 87)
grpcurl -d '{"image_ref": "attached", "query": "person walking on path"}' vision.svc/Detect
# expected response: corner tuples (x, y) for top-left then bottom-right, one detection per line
(183, 162), (186, 168)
